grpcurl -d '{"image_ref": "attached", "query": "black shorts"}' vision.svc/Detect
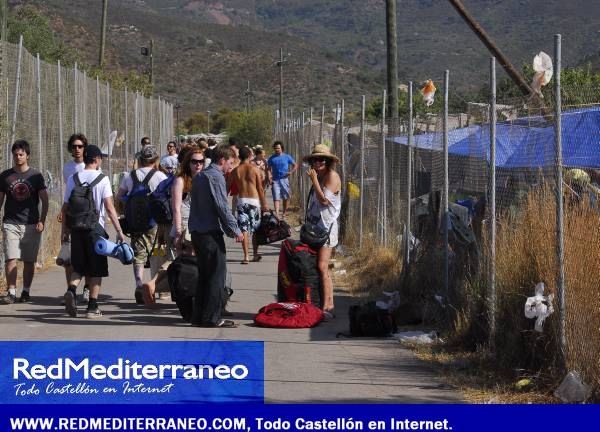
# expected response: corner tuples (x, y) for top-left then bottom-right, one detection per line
(70, 227), (109, 278)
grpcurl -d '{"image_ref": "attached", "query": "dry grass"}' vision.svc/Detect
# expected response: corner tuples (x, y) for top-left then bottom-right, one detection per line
(343, 236), (403, 298)
(494, 185), (600, 394)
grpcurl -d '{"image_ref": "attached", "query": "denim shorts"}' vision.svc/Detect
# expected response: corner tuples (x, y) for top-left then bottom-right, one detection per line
(271, 177), (291, 201)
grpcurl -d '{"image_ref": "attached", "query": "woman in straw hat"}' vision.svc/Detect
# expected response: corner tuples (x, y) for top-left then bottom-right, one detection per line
(303, 144), (342, 320)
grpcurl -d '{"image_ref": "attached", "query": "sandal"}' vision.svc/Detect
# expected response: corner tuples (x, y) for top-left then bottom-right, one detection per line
(251, 255), (262, 262)
(240, 260), (249, 265)
(214, 319), (237, 328)
(323, 309), (336, 321)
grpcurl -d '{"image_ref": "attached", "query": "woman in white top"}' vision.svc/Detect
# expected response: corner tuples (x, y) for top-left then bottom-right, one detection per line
(304, 144), (342, 320)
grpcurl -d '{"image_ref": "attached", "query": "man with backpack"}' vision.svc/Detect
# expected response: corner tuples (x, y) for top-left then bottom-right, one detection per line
(62, 145), (124, 318)
(189, 145), (243, 328)
(0, 140), (48, 304)
(117, 145), (167, 304)
(60, 133), (90, 303)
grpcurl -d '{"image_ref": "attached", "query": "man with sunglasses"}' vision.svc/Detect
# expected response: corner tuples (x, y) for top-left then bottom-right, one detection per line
(60, 134), (90, 303)
(160, 141), (179, 175)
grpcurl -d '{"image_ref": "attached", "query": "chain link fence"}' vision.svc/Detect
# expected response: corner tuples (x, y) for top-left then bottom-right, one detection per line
(276, 42), (599, 393)
(0, 38), (174, 285)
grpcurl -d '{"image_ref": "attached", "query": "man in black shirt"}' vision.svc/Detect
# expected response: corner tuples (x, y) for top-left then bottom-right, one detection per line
(0, 140), (48, 304)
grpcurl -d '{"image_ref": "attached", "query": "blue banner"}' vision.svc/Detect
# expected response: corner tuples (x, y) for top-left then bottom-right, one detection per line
(0, 341), (264, 404)
(0, 404), (597, 431)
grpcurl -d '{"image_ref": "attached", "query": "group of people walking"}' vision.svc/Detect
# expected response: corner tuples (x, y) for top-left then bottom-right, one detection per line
(0, 133), (341, 327)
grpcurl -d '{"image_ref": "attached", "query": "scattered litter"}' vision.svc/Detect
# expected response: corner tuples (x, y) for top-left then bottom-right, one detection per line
(515, 378), (533, 391)
(334, 269), (347, 276)
(376, 291), (400, 310)
(294, 226), (302, 232)
(421, 79), (437, 106)
(554, 371), (591, 403)
(524, 282), (554, 332)
(393, 330), (439, 344)
(531, 51), (553, 95)
(485, 396), (501, 404)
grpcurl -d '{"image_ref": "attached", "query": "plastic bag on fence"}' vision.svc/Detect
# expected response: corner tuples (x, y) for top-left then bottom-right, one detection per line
(531, 51), (553, 95)
(554, 371), (591, 403)
(524, 282), (554, 332)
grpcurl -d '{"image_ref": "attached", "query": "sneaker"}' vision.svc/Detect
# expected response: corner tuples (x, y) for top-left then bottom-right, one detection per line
(134, 289), (144, 305)
(85, 307), (103, 319)
(18, 292), (31, 303)
(64, 291), (77, 317)
(0, 294), (17, 305)
(81, 286), (90, 303)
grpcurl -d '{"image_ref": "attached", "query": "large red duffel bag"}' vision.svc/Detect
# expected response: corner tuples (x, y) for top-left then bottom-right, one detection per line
(254, 302), (324, 328)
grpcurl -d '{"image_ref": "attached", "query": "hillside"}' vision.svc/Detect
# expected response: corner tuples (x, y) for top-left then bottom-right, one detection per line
(20, 0), (600, 115)
(22, 0), (383, 116)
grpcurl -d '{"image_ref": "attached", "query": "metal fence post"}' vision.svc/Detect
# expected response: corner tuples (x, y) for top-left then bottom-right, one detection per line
(554, 34), (566, 369)
(9, 35), (23, 167)
(340, 99), (345, 192)
(149, 97), (153, 145)
(106, 82), (111, 181)
(57, 60), (64, 197)
(96, 77), (100, 147)
(134, 91), (139, 154)
(320, 105), (324, 144)
(380, 89), (387, 245)
(443, 70), (450, 299)
(489, 58), (497, 351)
(405, 81), (413, 264)
(124, 87), (129, 170)
(73, 62), (78, 133)
(359, 95), (366, 248)
(35, 53), (42, 170)
(82, 70), (87, 135)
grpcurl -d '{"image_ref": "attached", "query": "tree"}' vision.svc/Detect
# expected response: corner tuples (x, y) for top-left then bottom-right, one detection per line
(182, 112), (208, 134)
(226, 108), (273, 147)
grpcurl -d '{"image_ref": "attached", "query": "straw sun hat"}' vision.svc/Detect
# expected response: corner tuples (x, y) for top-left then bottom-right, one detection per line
(302, 144), (340, 163)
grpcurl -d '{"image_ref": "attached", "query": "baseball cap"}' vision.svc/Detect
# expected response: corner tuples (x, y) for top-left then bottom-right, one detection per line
(140, 145), (159, 161)
(83, 145), (106, 161)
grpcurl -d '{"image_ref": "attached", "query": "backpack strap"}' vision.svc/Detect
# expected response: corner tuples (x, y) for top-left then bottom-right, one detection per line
(73, 173), (82, 187)
(87, 173), (105, 188)
(142, 169), (157, 188)
(131, 170), (140, 187)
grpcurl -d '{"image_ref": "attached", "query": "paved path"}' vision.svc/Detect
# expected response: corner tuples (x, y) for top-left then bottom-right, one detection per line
(0, 230), (462, 403)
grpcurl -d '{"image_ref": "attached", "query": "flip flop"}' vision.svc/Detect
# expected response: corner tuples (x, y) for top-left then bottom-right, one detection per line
(251, 255), (262, 262)
(323, 309), (336, 321)
(240, 260), (249, 265)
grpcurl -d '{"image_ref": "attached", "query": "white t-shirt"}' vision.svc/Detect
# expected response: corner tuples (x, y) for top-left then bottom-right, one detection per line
(63, 160), (85, 184)
(119, 167), (167, 194)
(160, 155), (178, 169)
(63, 169), (113, 227)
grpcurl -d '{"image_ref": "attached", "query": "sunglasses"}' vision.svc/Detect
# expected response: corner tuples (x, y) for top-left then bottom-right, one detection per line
(190, 159), (205, 165)
(311, 157), (326, 163)
(167, 145), (175, 148)
(72, 144), (85, 149)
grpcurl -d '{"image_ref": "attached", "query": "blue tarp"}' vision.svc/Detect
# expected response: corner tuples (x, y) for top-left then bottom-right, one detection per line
(389, 107), (600, 169)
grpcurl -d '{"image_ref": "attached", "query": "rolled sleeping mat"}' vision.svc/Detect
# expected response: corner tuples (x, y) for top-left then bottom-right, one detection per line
(94, 237), (134, 265)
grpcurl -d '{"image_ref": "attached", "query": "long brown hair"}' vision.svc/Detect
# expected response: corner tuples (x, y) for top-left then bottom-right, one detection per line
(178, 148), (204, 193)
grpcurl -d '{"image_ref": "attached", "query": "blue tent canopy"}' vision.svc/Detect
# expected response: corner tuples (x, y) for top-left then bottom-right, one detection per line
(388, 107), (600, 169)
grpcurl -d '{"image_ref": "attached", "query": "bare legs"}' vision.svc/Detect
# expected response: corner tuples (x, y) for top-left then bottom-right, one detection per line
(317, 246), (334, 312)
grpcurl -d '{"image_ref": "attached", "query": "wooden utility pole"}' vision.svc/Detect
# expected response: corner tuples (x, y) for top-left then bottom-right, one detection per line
(99, 0), (108, 67)
(245, 80), (252, 113)
(149, 38), (154, 89)
(277, 48), (286, 122)
(447, 0), (534, 96)
(385, 0), (399, 119)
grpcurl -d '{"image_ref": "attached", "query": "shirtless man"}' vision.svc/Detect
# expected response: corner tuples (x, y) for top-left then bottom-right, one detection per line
(227, 146), (268, 264)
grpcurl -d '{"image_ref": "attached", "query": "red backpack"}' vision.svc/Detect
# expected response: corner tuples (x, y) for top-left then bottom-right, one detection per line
(277, 239), (321, 305)
(254, 302), (324, 328)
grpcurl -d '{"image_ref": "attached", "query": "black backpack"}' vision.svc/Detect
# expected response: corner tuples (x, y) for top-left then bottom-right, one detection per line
(348, 302), (397, 337)
(167, 255), (199, 322)
(125, 169), (157, 233)
(66, 173), (105, 231)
